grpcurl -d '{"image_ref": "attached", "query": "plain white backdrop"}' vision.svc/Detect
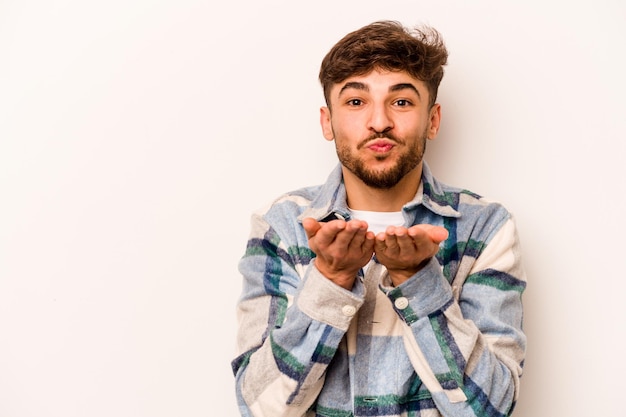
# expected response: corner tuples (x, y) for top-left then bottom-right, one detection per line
(1, 1), (625, 416)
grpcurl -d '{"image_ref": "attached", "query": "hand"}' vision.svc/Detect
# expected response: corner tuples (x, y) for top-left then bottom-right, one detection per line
(302, 217), (375, 290)
(374, 224), (448, 286)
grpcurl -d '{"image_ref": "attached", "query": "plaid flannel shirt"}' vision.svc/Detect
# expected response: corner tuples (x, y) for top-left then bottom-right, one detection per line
(232, 162), (527, 417)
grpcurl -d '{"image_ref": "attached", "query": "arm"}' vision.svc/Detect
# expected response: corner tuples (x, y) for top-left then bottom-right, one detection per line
(380, 215), (526, 416)
(232, 213), (366, 417)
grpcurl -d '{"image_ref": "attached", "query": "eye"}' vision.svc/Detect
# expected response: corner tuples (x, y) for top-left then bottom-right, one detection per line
(347, 98), (363, 106)
(394, 99), (412, 107)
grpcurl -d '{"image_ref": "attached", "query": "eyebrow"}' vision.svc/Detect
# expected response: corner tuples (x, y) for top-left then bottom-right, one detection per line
(390, 83), (421, 98)
(338, 82), (421, 99)
(339, 81), (368, 95)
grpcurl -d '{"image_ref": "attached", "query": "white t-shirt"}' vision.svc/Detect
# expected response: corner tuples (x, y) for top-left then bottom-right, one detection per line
(348, 209), (405, 235)
(348, 209), (405, 274)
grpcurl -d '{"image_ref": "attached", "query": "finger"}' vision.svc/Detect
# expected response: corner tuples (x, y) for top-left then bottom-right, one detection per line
(345, 220), (370, 249)
(363, 231), (376, 253)
(302, 217), (322, 239)
(394, 229), (417, 254)
(314, 219), (347, 247)
(346, 227), (366, 251)
(356, 230), (377, 259)
(351, 229), (376, 262)
(331, 220), (365, 250)
(429, 226), (449, 243)
(381, 226), (400, 253)
(374, 232), (387, 254)
(409, 224), (449, 243)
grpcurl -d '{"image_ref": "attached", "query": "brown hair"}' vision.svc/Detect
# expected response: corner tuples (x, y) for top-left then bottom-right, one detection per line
(319, 20), (448, 108)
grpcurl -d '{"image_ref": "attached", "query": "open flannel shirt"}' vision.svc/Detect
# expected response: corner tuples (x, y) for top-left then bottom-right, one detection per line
(232, 162), (527, 417)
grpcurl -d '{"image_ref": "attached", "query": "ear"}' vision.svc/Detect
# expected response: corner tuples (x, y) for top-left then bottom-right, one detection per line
(427, 103), (441, 140)
(320, 106), (334, 141)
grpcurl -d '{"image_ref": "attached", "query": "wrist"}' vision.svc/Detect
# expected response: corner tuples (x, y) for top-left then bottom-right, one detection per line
(387, 257), (431, 286)
(315, 259), (358, 290)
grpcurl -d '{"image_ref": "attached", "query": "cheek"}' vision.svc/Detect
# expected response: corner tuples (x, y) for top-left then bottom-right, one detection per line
(332, 115), (363, 138)
(331, 125), (356, 144)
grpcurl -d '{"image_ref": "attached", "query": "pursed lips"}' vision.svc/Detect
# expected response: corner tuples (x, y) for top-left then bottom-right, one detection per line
(364, 139), (396, 153)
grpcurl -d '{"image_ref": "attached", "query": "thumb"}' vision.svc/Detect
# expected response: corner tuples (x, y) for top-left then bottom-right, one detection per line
(428, 226), (449, 243)
(302, 217), (322, 239)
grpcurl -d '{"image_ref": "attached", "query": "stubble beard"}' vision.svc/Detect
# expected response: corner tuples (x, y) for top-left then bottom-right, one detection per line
(335, 130), (428, 189)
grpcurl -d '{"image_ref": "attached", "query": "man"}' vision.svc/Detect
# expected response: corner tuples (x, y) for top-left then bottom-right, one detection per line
(232, 20), (527, 417)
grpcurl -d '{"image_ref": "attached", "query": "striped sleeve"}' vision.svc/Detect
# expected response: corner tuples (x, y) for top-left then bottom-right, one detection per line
(232, 210), (364, 417)
(389, 214), (526, 417)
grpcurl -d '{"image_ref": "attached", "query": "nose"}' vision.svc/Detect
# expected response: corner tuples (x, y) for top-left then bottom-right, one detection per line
(367, 103), (393, 134)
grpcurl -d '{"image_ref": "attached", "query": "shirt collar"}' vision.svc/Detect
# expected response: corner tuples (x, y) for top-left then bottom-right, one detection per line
(298, 161), (461, 222)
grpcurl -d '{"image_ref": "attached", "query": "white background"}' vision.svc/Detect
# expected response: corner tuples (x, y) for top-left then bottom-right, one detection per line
(1, 1), (625, 416)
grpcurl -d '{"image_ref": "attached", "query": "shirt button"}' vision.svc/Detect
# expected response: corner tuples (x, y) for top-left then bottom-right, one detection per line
(342, 305), (357, 317)
(394, 297), (409, 310)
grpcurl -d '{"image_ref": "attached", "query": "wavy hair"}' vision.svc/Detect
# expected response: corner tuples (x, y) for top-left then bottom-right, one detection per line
(319, 20), (448, 108)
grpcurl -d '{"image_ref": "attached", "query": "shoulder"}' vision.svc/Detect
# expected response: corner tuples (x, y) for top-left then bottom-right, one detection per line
(254, 184), (323, 219)
(246, 184), (326, 245)
(253, 165), (346, 225)
(424, 172), (514, 241)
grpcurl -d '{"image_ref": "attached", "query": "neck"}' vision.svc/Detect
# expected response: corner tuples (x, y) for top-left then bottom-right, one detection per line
(342, 164), (423, 212)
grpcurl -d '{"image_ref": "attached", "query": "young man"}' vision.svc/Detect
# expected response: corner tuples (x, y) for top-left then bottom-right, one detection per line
(232, 20), (527, 417)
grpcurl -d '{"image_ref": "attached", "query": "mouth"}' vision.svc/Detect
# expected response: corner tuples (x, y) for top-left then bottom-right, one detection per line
(365, 139), (395, 153)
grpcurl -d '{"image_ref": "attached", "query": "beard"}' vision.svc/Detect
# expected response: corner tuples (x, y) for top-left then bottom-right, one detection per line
(335, 130), (427, 189)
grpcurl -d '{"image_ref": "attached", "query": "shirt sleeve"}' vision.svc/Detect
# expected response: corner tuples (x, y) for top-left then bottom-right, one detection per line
(232, 211), (365, 417)
(383, 214), (527, 416)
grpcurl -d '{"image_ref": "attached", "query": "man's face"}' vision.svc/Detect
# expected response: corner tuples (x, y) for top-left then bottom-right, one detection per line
(320, 69), (440, 189)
